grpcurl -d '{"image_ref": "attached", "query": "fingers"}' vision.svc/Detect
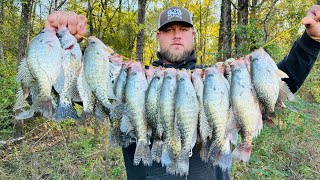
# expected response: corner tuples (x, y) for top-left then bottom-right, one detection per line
(58, 11), (68, 29)
(67, 12), (78, 35)
(46, 11), (60, 28)
(76, 14), (87, 37)
(306, 5), (320, 22)
(46, 11), (87, 41)
(301, 16), (316, 28)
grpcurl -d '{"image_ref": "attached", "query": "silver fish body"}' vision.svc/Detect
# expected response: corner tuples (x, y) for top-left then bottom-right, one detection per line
(145, 67), (165, 162)
(159, 68), (179, 172)
(54, 27), (82, 120)
(24, 28), (63, 118)
(230, 59), (262, 163)
(83, 36), (113, 110)
(175, 69), (199, 176)
(124, 62), (152, 166)
(203, 64), (231, 170)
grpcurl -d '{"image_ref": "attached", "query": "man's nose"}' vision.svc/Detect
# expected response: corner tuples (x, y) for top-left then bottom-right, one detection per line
(172, 29), (182, 38)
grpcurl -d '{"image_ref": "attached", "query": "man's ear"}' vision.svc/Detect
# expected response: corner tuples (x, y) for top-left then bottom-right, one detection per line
(156, 31), (160, 39)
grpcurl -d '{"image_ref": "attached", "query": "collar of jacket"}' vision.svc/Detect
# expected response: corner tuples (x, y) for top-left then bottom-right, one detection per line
(151, 50), (197, 70)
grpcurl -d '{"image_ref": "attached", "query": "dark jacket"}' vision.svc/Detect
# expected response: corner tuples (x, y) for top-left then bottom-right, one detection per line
(123, 32), (320, 180)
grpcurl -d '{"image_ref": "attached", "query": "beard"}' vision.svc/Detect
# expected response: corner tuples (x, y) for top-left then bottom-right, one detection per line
(159, 48), (193, 63)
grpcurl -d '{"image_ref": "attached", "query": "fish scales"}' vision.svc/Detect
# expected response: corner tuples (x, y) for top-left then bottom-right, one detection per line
(54, 27), (82, 120)
(203, 64), (232, 170)
(125, 62), (152, 166)
(159, 68), (179, 173)
(191, 68), (211, 143)
(83, 36), (113, 110)
(250, 50), (280, 112)
(145, 68), (165, 163)
(175, 69), (199, 176)
(230, 58), (262, 163)
(109, 62), (129, 147)
(24, 28), (63, 118)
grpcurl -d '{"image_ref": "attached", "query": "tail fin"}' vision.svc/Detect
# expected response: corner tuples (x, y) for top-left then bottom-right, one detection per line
(109, 126), (121, 147)
(134, 141), (152, 166)
(176, 151), (190, 176)
(218, 153), (232, 171)
(55, 102), (79, 121)
(199, 139), (211, 162)
(151, 140), (163, 163)
(232, 143), (252, 163)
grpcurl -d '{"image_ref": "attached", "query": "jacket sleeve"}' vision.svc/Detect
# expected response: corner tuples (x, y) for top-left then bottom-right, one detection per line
(277, 32), (320, 93)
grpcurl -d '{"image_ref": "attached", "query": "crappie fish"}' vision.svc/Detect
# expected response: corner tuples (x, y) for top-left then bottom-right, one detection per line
(84, 36), (114, 109)
(54, 27), (82, 121)
(191, 68), (210, 144)
(109, 54), (123, 95)
(145, 67), (165, 163)
(175, 69), (199, 176)
(109, 61), (130, 147)
(230, 58), (262, 163)
(250, 50), (280, 113)
(191, 68), (211, 162)
(123, 62), (152, 166)
(159, 68), (179, 172)
(251, 48), (295, 112)
(17, 28), (63, 119)
(78, 36), (114, 119)
(203, 63), (231, 170)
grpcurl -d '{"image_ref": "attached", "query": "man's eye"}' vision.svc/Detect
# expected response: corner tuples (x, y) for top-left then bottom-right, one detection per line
(181, 28), (189, 31)
(164, 29), (173, 32)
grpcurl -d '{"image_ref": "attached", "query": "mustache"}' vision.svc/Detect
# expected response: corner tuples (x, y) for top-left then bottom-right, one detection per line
(159, 49), (193, 63)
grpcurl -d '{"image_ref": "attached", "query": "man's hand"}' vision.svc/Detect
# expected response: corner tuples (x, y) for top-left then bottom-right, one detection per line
(302, 5), (320, 41)
(45, 11), (87, 42)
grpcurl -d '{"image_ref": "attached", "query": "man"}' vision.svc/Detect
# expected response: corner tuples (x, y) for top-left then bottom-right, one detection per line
(46, 5), (320, 180)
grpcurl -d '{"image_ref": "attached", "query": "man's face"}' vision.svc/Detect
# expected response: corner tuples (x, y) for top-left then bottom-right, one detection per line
(157, 23), (195, 63)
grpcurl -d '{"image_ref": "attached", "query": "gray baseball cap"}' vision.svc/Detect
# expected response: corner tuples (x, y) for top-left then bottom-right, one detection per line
(158, 6), (193, 30)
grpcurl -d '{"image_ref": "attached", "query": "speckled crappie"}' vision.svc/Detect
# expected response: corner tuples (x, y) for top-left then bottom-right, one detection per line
(77, 36), (114, 119)
(158, 68), (179, 174)
(230, 58), (262, 163)
(16, 28), (63, 119)
(251, 48), (295, 112)
(175, 69), (199, 176)
(124, 62), (152, 166)
(145, 67), (165, 163)
(54, 27), (82, 121)
(203, 63), (232, 170)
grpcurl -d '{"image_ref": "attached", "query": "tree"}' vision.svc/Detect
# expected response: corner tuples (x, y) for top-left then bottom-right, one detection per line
(18, 0), (32, 60)
(234, 0), (248, 56)
(15, 0), (32, 138)
(218, 0), (232, 61)
(136, 0), (147, 62)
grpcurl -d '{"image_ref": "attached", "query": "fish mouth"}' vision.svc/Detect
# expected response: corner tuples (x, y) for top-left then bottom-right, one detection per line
(65, 44), (74, 50)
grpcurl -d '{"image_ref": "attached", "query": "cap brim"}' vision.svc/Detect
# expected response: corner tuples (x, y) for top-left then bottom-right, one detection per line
(158, 21), (193, 31)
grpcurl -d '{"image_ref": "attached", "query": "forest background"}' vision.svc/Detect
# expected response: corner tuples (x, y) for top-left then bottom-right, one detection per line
(0, 0), (319, 179)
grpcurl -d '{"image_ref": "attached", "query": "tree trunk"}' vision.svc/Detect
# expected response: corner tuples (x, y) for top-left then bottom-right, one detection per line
(87, 0), (94, 36)
(18, 0), (32, 60)
(16, 0), (32, 138)
(218, 0), (232, 61)
(135, 0), (147, 62)
(235, 0), (248, 57)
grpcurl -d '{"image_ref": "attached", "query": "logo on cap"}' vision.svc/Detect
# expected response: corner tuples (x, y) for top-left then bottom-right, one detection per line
(167, 9), (182, 20)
